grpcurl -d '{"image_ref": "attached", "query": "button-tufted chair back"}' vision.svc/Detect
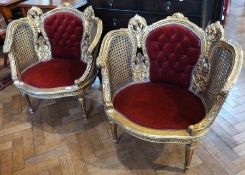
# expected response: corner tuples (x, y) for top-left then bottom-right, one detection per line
(146, 24), (201, 89)
(44, 12), (84, 60)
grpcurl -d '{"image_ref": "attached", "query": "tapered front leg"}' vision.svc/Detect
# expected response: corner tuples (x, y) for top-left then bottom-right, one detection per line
(109, 121), (118, 144)
(24, 94), (35, 114)
(184, 142), (197, 172)
(78, 94), (87, 120)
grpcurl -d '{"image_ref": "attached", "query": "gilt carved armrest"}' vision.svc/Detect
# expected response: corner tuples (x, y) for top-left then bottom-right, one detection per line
(3, 16), (40, 82)
(189, 40), (243, 136)
(73, 6), (102, 86)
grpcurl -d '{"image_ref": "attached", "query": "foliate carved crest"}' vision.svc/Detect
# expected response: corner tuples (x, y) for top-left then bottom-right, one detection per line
(84, 6), (95, 20)
(58, 2), (73, 8)
(167, 13), (188, 20)
(205, 21), (224, 57)
(128, 15), (147, 48)
(35, 35), (51, 61)
(131, 52), (150, 82)
(191, 57), (209, 93)
(27, 6), (43, 32)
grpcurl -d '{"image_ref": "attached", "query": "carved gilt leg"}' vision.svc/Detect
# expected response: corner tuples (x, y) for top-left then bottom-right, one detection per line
(78, 95), (87, 120)
(109, 121), (118, 144)
(24, 94), (34, 114)
(184, 142), (197, 172)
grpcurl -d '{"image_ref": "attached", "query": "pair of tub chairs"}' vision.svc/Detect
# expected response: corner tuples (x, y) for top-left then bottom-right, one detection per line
(3, 3), (243, 172)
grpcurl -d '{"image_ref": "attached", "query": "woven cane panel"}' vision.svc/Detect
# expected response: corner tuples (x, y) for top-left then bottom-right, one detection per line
(203, 47), (233, 111)
(107, 34), (134, 95)
(12, 23), (38, 75)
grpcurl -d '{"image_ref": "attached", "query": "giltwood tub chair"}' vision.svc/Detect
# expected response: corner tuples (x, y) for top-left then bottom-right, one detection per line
(97, 13), (243, 171)
(3, 3), (102, 119)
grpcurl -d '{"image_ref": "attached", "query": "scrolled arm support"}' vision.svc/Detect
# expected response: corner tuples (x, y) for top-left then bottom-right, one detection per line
(75, 51), (97, 87)
(188, 91), (227, 136)
(87, 18), (102, 54)
(96, 32), (116, 108)
(74, 6), (102, 86)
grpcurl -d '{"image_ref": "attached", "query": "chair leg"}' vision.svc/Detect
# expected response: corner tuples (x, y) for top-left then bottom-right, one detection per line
(24, 94), (34, 114)
(78, 95), (87, 120)
(109, 121), (118, 144)
(184, 142), (196, 172)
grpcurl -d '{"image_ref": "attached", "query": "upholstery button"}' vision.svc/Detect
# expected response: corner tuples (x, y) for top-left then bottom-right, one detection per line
(158, 34), (168, 43)
(163, 43), (173, 55)
(156, 52), (165, 60)
(170, 33), (179, 42)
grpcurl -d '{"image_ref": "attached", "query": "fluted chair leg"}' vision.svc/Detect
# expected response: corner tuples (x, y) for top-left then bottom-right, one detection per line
(184, 142), (196, 172)
(78, 95), (87, 120)
(24, 94), (35, 114)
(110, 122), (118, 143)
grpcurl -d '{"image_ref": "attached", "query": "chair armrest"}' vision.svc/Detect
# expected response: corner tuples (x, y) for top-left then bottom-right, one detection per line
(87, 17), (103, 54)
(189, 39), (243, 136)
(74, 7), (102, 86)
(96, 32), (114, 108)
(3, 18), (40, 81)
(75, 54), (97, 87)
(188, 91), (227, 136)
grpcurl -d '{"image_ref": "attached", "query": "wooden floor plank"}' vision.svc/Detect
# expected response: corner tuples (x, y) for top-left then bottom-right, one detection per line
(13, 137), (25, 172)
(0, 149), (13, 175)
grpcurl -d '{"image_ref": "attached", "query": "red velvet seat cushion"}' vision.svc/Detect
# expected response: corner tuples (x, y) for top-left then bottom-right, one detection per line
(113, 83), (205, 129)
(21, 59), (87, 88)
(146, 24), (201, 89)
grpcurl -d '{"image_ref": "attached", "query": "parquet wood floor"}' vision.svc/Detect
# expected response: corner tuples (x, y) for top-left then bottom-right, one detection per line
(1, 1), (245, 175)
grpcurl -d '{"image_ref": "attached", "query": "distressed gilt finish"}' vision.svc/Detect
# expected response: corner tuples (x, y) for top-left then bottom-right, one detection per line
(97, 13), (243, 171)
(3, 3), (102, 116)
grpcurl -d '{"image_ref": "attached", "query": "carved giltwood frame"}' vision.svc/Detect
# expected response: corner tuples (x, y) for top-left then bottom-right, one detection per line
(4, 3), (102, 100)
(98, 13), (243, 156)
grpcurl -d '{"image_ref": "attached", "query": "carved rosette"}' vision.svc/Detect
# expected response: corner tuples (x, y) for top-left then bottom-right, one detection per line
(167, 13), (188, 20)
(191, 57), (209, 93)
(58, 2), (73, 8)
(128, 15), (147, 48)
(131, 53), (150, 82)
(35, 35), (52, 61)
(205, 21), (224, 57)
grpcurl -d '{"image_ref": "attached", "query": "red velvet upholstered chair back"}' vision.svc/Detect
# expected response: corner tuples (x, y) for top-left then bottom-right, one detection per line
(42, 10), (84, 60)
(144, 23), (202, 89)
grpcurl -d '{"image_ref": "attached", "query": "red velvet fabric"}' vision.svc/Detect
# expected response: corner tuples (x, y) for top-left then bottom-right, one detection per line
(44, 12), (84, 60)
(113, 83), (205, 129)
(21, 59), (87, 88)
(146, 24), (201, 89)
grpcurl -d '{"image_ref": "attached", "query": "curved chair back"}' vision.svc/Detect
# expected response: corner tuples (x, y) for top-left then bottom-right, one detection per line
(142, 17), (205, 89)
(41, 6), (85, 60)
